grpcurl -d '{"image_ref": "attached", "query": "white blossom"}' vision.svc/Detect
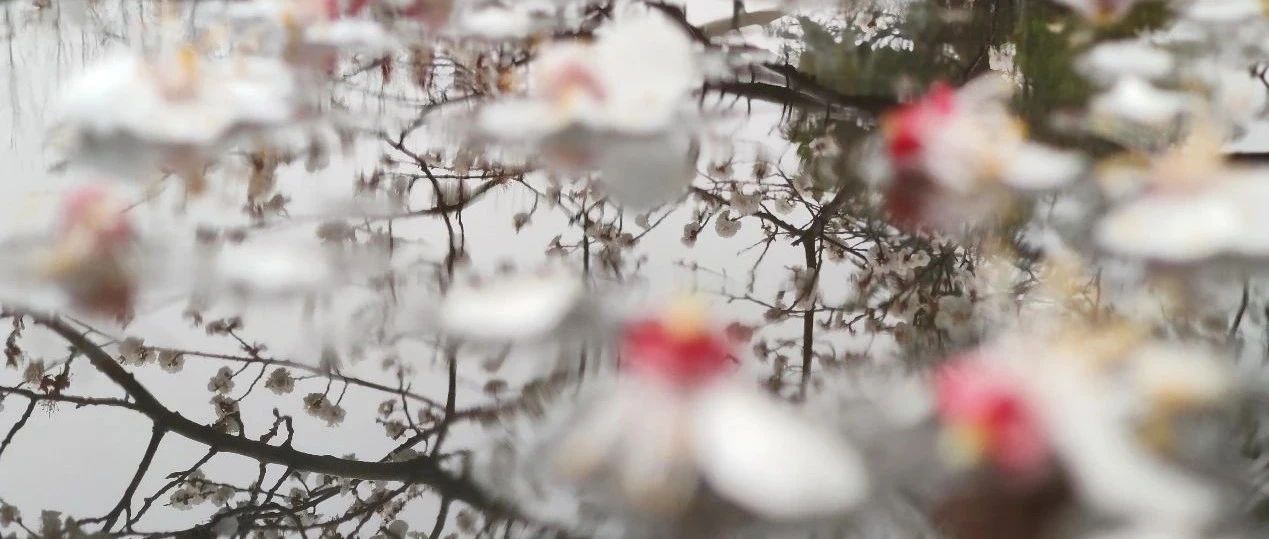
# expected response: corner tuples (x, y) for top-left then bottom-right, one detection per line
(158, 351), (185, 373)
(713, 211), (741, 238)
(264, 367), (295, 395)
(208, 366), (236, 394)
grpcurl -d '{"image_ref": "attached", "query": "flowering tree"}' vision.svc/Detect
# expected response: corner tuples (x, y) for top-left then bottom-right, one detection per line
(2, 0), (1269, 538)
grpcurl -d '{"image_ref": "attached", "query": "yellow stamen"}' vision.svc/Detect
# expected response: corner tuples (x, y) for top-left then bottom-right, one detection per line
(661, 296), (709, 341)
(941, 422), (988, 469)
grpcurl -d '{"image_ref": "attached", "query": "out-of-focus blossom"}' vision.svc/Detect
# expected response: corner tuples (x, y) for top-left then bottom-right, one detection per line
(224, 0), (396, 71)
(450, 1), (553, 40)
(1052, 0), (1140, 22)
(935, 358), (1052, 479)
(479, 9), (699, 136)
(880, 77), (1084, 231)
(1078, 41), (1175, 85)
(0, 185), (157, 319)
(477, 9), (703, 207)
(1096, 133), (1269, 263)
(51, 50), (304, 187)
(196, 236), (388, 303)
(436, 271), (593, 342)
(550, 301), (869, 524)
(933, 326), (1231, 533)
(933, 294), (977, 343)
(1089, 76), (1190, 126)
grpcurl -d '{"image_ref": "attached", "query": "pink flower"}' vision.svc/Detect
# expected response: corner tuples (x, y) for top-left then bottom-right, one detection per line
(58, 184), (133, 250)
(934, 358), (1052, 479)
(45, 185), (137, 318)
(620, 310), (734, 389)
(884, 82), (958, 168)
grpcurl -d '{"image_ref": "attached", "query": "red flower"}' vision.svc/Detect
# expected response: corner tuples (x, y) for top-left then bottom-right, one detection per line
(621, 316), (734, 389)
(884, 82), (957, 167)
(59, 184), (133, 251)
(935, 358), (1052, 479)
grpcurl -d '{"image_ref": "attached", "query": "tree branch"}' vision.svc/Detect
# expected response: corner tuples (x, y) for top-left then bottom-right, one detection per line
(35, 316), (511, 519)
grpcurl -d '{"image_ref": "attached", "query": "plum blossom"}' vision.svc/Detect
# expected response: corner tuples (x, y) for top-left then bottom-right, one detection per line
(264, 367), (296, 394)
(158, 351), (185, 372)
(223, 0), (395, 71)
(479, 9), (699, 136)
(935, 358), (1052, 479)
(169, 488), (199, 510)
(1052, 0), (1140, 22)
(728, 187), (763, 216)
(22, 360), (45, 385)
(197, 237), (389, 303)
(933, 327), (1231, 533)
(208, 366), (236, 394)
(52, 49), (304, 188)
(0, 185), (154, 319)
(477, 8), (703, 207)
(1096, 132), (1269, 263)
(933, 294), (977, 343)
(436, 271), (592, 342)
(713, 210), (742, 238)
(548, 300), (869, 523)
(210, 394), (240, 419)
(880, 77), (1084, 231)
(303, 393), (346, 426)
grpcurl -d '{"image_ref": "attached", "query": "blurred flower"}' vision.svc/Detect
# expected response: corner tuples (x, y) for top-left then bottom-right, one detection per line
(935, 358), (1052, 479)
(728, 188), (763, 216)
(881, 77), (1083, 231)
(1078, 40), (1175, 85)
(208, 485), (234, 507)
(1089, 76), (1190, 126)
(933, 326), (1231, 532)
(436, 271), (592, 342)
(550, 300), (869, 523)
(1052, 0), (1140, 22)
(1096, 132), (1269, 263)
(51, 50), (304, 187)
(22, 360), (45, 385)
(477, 8), (703, 207)
(197, 236), (388, 303)
(479, 9), (699, 136)
(0, 185), (146, 319)
(224, 0), (395, 71)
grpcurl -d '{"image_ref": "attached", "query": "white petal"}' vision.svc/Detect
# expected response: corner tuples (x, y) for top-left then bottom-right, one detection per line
(477, 99), (570, 140)
(439, 273), (585, 341)
(1002, 144), (1085, 190)
(596, 130), (698, 209)
(1026, 357), (1219, 525)
(691, 383), (869, 520)
(1091, 77), (1190, 125)
(1095, 192), (1239, 262)
(1079, 41), (1174, 84)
